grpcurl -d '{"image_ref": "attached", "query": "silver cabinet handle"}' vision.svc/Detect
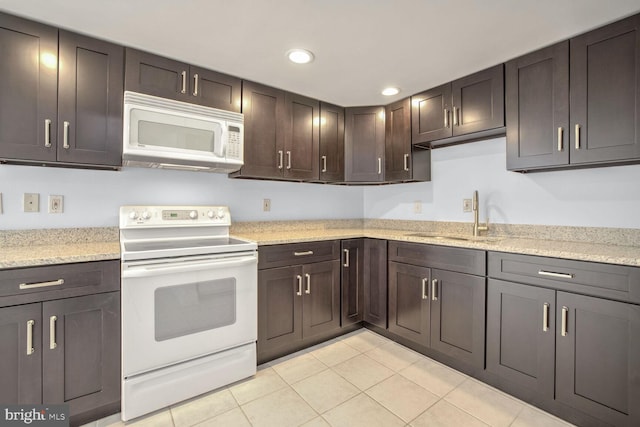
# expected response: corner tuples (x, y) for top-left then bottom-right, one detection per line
(403, 153), (410, 171)
(193, 73), (199, 96)
(286, 151), (292, 170)
(44, 119), (52, 147)
(63, 121), (70, 149)
(575, 124), (580, 149)
(543, 303), (550, 332)
(453, 107), (459, 126)
(277, 150), (284, 169)
(431, 278), (438, 301)
(321, 155), (327, 173)
(561, 306), (568, 337)
(181, 71), (187, 94)
(49, 315), (57, 349)
(377, 158), (382, 175)
(294, 251), (314, 256)
(27, 320), (35, 355)
(19, 279), (64, 290)
(305, 273), (311, 294)
(343, 248), (349, 267)
(538, 270), (574, 279)
(557, 127), (563, 152)
(296, 275), (302, 296)
(444, 109), (449, 128)
(421, 278), (428, 300)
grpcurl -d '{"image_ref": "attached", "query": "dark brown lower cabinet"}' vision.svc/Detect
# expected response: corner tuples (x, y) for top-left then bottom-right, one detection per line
(388, 261), (430, 343)
(363, 239), (387, 328)
(341, 239), (364, 326)
(258, 259), (340, 361)
(487, 277), (640, 426)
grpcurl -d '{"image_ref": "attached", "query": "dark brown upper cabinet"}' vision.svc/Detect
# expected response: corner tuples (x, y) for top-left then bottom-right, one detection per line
(507, 14), (640, 172)
(125, 48), (241, 112)
(0, 14), (123, 168)
(232, 81), (319, 181)
(506, 42), (569, 171)
(344, 106), (385, 182)
(412, 64), (505, 147)
(385, 98), (412, 182)
(318, 102), (345, 182)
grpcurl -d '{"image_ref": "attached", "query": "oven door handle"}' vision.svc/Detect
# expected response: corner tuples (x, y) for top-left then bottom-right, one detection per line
(122, 255), (257, 278)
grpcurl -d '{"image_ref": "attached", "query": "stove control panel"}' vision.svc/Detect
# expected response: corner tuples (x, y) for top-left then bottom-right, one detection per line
(120, 206), (231, 228)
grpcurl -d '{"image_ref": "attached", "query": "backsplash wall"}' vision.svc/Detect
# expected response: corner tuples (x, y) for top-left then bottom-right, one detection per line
(0, 165), (364, 229)
(365, 137), (640, 229)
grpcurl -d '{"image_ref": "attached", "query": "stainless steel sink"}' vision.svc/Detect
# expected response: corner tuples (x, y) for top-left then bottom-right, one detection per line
(405, 232), (501, 243)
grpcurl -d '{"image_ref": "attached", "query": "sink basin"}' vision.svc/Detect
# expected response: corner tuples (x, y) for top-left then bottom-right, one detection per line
(405, 232), (501, 243)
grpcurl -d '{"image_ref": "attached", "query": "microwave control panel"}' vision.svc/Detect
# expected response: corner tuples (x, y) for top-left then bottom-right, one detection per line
(226, 126), (242, 160)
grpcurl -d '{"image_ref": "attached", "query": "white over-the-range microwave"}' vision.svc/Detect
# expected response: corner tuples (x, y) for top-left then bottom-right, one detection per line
(122, 91), (244, 173)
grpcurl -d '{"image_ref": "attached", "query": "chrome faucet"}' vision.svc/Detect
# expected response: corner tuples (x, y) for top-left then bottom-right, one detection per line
(472, 190), (489, 237)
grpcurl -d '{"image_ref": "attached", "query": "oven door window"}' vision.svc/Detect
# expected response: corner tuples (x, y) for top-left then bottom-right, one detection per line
(154, 278), (236, 341)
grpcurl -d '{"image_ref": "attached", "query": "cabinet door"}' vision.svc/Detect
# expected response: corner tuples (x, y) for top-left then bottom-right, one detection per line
(341, 239), (364, 326)
(344, 106), (385, 182)
(0, 303), (42, 404)
(284, 93), (319, 180)
(388, 262), (430, 344)
(385, 98), (412, 182)
(302, 260), (341, 338)
(238, 81), (286, 178)
(430, 269), (485, 368)
(258, 266), (302, 355)
(411, 83), (452, 144)
(363, 239), (388, 328)
(570, 14), (640, 165)
(42, 292), (120, 417)
(506, 42), (569, 170)
(452, 64), (504, 136)
(486, 279), (555, 397)
(190, 66), (241, 112)
(124, 48), (190, 102)
(58, 31), (124, 166)
(0, 13), (57, 162)
(556, 292), (640, 426)
(319, 102), (345, 182)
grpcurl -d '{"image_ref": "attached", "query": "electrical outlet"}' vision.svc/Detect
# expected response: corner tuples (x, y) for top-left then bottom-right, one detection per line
(49, 195), (63, 213)
(413, 201), (422, 214)
(263, 199), (271, 212)
(23, 193), (39, 212)
(463, 198), (472, 212)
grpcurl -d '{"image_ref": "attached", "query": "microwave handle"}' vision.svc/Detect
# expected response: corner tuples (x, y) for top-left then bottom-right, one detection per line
(122, 255), (257, 278)
(214, 127), (227, 157)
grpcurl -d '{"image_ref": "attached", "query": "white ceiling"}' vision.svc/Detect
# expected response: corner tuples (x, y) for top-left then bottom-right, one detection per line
(1, 0), (640, 106)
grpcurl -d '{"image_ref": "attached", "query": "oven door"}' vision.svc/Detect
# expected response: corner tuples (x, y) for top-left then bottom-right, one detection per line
(121, 252), (257, 377)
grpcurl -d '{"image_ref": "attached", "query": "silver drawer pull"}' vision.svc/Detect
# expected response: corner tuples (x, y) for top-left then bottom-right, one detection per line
(543, 303), (550, 332)
(561, 306), (569, 337)
(44, 119), (52, 147)
(181, 71), (187, 94)
(557, 127), (563, 152)
(444, 109), (449, 128)
(453, 107), (459, 126)
(377, 157), (382, 175)
(431, 278), (438, 301)
(193, 73), (199, 96)
(286, 151), (292, 170)
(321, 155), (327, 173)
(277, 150), (284, 169)
(343, 249), (349, 267)
(575, 124), (580, 149)
(50, 315), (57, 349)
(19, 279), (64, 290)
(305, 273), (311, 294)
(296, 275), (302, 296)
(421, 278), (428, 300)
(538, 270), (574, 279)
(294, 251), (314, 256)
(63, 121), (70, 149)
(27, 320), (35, 355)
(403, 153), (410, 171)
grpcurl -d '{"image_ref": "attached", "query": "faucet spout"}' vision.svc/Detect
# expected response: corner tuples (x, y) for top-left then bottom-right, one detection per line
(472, 190), (489, 237)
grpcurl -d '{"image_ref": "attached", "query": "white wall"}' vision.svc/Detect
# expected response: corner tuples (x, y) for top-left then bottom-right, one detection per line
(0, 165), (364, 229)
(365, 137), (640, 229)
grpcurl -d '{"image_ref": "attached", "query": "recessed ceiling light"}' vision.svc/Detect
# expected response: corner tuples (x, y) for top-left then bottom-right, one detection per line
(287, 49), (314, 64)
(382, 87), (400, 96)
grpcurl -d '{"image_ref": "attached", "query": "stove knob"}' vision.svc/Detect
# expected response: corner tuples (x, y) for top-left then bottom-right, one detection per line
(207, 210), (215, 219)
(217, 208), (226, 219)
(129, 211), (138, 220)
(142, 211), (151, 220)
(189, 210), (198, 219)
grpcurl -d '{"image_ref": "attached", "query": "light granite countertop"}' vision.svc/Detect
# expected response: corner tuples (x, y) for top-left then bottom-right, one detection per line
(1, 221), (639, 269)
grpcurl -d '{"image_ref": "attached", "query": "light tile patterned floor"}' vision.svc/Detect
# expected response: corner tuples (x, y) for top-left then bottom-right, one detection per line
(83, 330), (575, 427)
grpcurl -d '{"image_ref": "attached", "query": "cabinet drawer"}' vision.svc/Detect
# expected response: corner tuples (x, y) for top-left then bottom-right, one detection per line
(258, 240), (340, 269)
(0, 261), (120, 307)
(488, 252), (640, 304)
(388, 241), (486, 276)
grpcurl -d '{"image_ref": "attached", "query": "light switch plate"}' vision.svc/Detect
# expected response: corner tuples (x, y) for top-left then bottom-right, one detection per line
(463, 199), (472, 212)
(263, 199), (271, 212)
(23, 193), (39, 212)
